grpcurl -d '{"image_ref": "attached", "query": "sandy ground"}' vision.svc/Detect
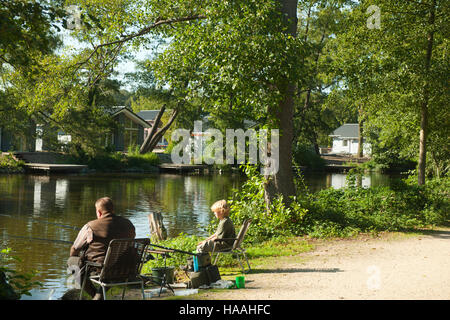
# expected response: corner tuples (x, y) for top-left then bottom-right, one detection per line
(199, 228), (450, 300)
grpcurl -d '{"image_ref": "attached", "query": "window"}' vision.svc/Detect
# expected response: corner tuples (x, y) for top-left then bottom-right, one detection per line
(123, 117), (139, 151)
(342, 139), (348, 147)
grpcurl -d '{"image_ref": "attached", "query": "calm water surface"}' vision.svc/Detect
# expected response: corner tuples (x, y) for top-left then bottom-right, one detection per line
(0, 171), (399, 299)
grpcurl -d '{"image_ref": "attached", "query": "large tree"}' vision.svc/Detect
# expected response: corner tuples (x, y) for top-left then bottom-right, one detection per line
(0, 0), (63, 133)
(328, 0), (449, 182)
(147, 0), (303, 205)
(294, 0), (352, 155)
(55, 0), (305, 205)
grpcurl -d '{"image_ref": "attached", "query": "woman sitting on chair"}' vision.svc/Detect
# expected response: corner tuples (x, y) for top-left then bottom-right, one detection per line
(196, 200), (236, 253)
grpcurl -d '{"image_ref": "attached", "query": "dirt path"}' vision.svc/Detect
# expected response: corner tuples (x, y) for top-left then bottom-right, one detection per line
(200, 228), (450, 300)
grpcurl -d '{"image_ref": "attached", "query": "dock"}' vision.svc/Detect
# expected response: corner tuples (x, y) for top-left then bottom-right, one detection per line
(323, 165), (357, 172)
(158, 163), (210, 173)
(24, 163), (88, 173)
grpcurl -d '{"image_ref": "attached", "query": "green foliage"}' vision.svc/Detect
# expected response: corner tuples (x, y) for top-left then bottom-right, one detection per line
(70, 149), (160, 172)
(327, 0), (449, 179)
(0, 154), (25, 173)
(141, 233), (203, 272)
(126, 146), (160, 170)
(298, 176), (450, 238)
(292, 143), (325, 170)
(0, 0), (62, 69)
(0, 248), (42, 299)
(228, 165), (309, 243)
(230, 164), (449, 241)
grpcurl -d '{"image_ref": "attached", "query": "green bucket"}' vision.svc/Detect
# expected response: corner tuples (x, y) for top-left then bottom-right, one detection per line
(151, 267), (175, 285)
(235, 276), (245, 289)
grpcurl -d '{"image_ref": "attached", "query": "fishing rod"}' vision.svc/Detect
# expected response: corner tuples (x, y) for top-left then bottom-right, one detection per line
(5, 234), (73, 245)
(5, 236), (196, 255)
(4, 236), (198, 259)
(147, 242), (196, 256)
(0, 214), (80, 231)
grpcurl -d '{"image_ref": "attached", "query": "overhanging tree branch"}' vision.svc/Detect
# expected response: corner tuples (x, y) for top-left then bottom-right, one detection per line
(74, 15), (206, 69)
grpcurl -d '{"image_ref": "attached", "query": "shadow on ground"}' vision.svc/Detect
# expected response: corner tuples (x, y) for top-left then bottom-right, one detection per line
(252, 267), (343, 274)
(410, 228), (450, 240)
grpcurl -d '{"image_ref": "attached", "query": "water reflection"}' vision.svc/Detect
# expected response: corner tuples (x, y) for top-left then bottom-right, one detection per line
(303, 172), (400, 192)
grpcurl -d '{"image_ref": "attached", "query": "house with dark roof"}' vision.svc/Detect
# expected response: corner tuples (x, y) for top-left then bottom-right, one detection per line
(329, 123), (371, 155)
(51, 106), (150, 152)
(2, 106), (150, 153)
(108, 107), (150, 152)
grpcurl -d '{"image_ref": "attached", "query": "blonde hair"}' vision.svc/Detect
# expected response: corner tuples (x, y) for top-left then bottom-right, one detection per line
(211, 200), (230, 216)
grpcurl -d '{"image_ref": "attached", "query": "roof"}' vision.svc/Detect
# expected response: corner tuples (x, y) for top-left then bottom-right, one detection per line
(136, 110), (163, 122)
(329, 123), (359, 139)
(109, 106), (150, 128)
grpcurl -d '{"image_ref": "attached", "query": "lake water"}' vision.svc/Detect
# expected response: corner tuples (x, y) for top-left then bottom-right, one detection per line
(0, 171), (401, 299)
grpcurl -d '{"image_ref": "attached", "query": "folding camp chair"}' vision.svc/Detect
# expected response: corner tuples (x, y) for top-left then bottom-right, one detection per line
(80, 238), (150, 300)
(211, 219), (252, 274)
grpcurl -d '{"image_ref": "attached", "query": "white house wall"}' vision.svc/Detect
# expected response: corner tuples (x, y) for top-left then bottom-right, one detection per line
(332, 137), (371, 156)
(35, 126), (43, 152)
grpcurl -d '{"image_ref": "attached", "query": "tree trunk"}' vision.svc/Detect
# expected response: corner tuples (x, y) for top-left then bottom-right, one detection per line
(263, 0), (298, 208)
(139, 105), (166, 154)
(148, 212), (167, 241)
(143, 109), (179, 153)
(357, 109), (364, 158)
(418, 102), (428, 185)
(418, 0), (436, 185)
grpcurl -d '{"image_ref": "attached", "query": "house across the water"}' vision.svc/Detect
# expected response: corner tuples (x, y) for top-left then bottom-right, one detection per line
(1, 106), (151, 153)
(107, 106), (150, 152)
(329, 123), (371, 156)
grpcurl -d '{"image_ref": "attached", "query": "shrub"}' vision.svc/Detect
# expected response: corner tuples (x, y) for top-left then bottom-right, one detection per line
(70, 149), (160, 172)
(228, 165), (308, 243)
(229, 165), (449, 241)
(126, 151), (160, 170)
(0, 154), (25, 173)
(300, 176), (449, 237)
(141, 233), (203, 273)
(292, 143), (325, 170)
(0, 248), (41, 299)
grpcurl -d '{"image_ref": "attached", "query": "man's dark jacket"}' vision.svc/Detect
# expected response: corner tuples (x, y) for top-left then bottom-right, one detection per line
(85, 213), (135, 265)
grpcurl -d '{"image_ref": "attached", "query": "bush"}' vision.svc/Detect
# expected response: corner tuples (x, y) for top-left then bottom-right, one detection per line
(0, 248), (41, 299)
(229, 165), (449, 241)
(297, 175), (449, 237)
(228, 165), (308, 243)
(70, 149), (160, 172)
(0, 154), (25, 173)
(141, 234), (203, 273)
(292, 143), (325, 170)
(126, 149), (160, 170)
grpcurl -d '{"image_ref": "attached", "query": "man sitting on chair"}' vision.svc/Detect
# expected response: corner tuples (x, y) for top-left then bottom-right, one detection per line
(197, 200), (236, 253)
(67, 197), (135, 300)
